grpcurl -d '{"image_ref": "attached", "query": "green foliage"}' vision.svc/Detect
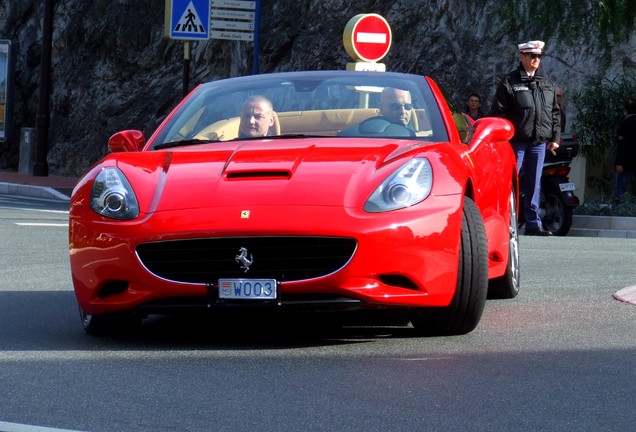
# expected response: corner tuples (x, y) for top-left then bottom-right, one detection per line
(497, 0), (635, 50)
(594, 0), (636, 42)
(575, 193), (636, 216)
(572, 76), (635, 157)
(571, 76), (636, 198)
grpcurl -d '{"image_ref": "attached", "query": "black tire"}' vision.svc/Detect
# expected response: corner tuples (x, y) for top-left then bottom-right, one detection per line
(79, 303), (142, 336)
(540, 187), (573, 236)
(488, 188), (520, 299)
(410, 197), (489, 336)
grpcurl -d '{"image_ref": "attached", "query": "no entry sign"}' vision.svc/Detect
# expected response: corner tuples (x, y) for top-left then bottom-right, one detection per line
(343, 14), (392, 63)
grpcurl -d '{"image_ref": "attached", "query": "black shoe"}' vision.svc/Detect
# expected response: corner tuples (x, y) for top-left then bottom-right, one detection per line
(524, 227), (553, 236)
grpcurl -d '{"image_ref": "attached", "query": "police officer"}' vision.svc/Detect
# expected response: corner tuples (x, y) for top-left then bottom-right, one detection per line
(490, 40), (561, 236)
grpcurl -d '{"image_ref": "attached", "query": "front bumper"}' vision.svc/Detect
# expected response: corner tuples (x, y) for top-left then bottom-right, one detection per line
(70, 196), (463, 315)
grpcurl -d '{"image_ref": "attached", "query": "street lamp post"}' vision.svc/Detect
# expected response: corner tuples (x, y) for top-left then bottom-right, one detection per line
(34, 0), (54, 176)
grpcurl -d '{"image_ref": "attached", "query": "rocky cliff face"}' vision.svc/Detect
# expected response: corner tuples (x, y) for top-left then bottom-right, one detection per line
(1, 0), (635, 176)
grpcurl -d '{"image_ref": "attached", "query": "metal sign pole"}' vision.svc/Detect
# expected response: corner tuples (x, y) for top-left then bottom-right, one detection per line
(35, 0), (55, 176)
(166, 0), (210, 97)
(252, 0), (261, 75)
(183, 41), (191, 97)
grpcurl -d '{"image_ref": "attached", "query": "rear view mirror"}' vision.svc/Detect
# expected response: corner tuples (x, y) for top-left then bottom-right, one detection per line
(470, 117), (514, 150)
(108, 130), (145, 153)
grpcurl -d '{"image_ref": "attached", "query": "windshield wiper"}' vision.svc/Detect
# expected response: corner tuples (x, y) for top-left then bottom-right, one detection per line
(265, 134), (326, 139)
(156, 135), (326, 149)
(154, 138), (221, 150)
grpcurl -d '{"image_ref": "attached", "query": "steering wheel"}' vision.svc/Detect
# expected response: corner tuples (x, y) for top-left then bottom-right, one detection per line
(338, 117), (416, 137)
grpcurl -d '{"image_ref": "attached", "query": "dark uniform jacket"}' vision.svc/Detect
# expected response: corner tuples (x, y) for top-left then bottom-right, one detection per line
(489, 64), (561, 145)
(615, 114), (636, 172)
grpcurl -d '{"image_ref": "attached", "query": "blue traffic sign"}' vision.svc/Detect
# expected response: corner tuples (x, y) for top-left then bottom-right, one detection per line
(168, 0), (211, 40)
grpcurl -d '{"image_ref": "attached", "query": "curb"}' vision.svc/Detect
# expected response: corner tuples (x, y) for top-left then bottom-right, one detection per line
(568, 215), (636, 238)
(568, 228), (636, 238)
(0, 182), (71, 202)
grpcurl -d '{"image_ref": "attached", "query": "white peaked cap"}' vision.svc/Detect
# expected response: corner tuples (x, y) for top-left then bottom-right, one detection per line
(518, 40), (545, 53)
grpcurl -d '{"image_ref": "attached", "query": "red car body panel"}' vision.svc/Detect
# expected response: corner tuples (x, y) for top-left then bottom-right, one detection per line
(69, 71), (517, 320)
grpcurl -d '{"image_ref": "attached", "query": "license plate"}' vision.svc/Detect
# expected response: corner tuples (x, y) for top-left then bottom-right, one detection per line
(218, 278), (277, 300)
(559, 183), (576, 192)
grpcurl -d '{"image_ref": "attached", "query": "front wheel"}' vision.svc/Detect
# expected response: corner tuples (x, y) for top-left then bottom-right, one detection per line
(410, 197), (489, 336)
(79, 304), (142, 336)
(488, 188), (520, 299)
(540, 187), (573, 236)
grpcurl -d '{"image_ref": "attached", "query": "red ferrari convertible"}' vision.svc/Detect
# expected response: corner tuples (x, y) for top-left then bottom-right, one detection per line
(69, 71), (519, 336)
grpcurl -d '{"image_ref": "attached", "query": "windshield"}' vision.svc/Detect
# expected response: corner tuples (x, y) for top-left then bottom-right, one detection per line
(149, 71), (449, 149)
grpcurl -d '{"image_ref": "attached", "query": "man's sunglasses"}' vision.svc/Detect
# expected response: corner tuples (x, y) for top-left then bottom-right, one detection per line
(523, 53), (542, 59)
(388, 103), (414, 111)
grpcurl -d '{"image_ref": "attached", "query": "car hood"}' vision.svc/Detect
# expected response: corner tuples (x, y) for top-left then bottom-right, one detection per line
(111, 137), (436, 213)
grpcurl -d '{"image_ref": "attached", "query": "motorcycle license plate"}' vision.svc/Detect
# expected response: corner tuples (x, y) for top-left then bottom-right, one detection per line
(559, 183), (576, 192)
(218, 278), (277, 300)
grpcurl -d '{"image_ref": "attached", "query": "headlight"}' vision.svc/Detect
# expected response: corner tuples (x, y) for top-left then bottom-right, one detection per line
(364, 158), (433, 212)
(90, 167), (140, 220)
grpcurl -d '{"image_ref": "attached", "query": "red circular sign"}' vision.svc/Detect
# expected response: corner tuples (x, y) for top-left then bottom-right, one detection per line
(343, 14), (392, 63)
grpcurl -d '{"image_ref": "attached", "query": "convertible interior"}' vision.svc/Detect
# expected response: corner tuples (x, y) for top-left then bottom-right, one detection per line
(192, 107), (433, 141)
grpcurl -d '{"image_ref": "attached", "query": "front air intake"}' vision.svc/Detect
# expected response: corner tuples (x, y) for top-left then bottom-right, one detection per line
(136, 236), (357, 284)
(226, 170), (291, 179)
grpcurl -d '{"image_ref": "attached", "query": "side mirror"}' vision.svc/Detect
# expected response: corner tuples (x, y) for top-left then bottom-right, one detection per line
(108, 130), (145, 153)
(470, 117), (514, 150)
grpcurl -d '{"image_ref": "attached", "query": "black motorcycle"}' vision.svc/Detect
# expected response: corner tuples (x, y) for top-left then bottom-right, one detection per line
(520, 135), (580, 236)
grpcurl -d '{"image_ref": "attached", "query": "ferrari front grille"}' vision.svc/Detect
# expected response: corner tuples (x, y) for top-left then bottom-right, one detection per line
(136, 236), (357, 284)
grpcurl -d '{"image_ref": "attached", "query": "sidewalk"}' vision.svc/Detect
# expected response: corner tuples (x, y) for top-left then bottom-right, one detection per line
(1, 170), (636, 238)
(0, 170), (77, 202)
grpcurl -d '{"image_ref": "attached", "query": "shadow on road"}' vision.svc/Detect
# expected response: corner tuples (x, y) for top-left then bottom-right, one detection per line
(0, 291), (421, 351)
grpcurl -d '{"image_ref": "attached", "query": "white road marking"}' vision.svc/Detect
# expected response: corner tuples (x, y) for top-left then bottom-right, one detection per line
(0, 205), (68, 214)
(0, 421), (87, 432)
(1, 204), (69, 227)
(15, 223), (68, 227)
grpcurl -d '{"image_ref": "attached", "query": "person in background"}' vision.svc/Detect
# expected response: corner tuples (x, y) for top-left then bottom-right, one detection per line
(489, 40), (561, 236)
(238, 95), (275, 138)
(556, 87), (566, 131)
(614, 97), (636, 198)
(465, 93), (485, 121)
(378, 87), (413, 126)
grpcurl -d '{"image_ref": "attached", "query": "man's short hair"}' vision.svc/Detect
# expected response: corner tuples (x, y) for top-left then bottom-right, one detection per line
(243, 95), (273, 113)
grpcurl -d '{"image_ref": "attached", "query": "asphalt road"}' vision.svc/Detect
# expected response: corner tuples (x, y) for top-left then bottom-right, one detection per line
(1, 194), (635, 432)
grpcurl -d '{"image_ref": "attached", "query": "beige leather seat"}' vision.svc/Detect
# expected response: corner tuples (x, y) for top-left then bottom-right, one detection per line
(408, 108), (419, 131)
(270, 112), (281, 135)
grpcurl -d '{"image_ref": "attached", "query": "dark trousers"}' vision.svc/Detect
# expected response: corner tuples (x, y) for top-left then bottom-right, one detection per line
(615, 171), (635, 198)
(514, 142), (546, 230)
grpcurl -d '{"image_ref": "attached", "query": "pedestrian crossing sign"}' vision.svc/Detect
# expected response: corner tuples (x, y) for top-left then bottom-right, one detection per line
(165, 0), (211, 40)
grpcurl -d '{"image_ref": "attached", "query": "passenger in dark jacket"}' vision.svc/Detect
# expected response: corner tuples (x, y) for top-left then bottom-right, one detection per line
(489, 40), (561, 236)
